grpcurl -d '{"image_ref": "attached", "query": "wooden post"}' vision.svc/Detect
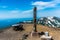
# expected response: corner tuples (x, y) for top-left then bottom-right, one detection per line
(33, 7), (37, 32)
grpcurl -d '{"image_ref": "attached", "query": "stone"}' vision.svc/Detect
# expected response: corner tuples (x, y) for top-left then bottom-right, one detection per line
(41, 35), (52, 40)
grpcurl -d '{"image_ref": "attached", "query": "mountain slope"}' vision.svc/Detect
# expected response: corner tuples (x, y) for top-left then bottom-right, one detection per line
(38, 17), (60, 28)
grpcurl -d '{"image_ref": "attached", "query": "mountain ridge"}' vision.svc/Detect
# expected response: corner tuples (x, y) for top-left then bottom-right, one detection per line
(38, 16), (60, 28)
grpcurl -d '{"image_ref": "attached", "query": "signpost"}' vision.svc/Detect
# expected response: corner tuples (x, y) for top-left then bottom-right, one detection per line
(33, 7), (37, 32)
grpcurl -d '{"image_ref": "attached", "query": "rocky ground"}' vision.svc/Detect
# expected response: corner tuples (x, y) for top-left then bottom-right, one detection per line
(0, 24), (60, 40)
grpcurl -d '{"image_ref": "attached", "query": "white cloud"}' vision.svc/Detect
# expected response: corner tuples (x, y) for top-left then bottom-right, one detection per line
(10, 10), (20, 13)
(32, 1), (51, 6)
(1, 0), (60, 19)
(37, 9), (60, 17)
(54, 0), (60, 3)
(22, 9), (32, 13)
(0, 6), (8, 8)
(0, 9), (33, 19)
(31, 0), (60, 10)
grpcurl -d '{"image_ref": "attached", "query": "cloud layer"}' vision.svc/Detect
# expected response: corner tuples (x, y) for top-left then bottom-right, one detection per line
(0, 0), (60, 19)
(32, 0), (60, 10)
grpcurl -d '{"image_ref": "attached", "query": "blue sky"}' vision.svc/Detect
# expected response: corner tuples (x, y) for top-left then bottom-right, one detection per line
(0, 0), (60, 19)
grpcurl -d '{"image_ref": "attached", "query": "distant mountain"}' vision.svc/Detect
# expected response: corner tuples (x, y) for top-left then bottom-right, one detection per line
(22, 17), (60, 28)
(38, 17), (60, 28)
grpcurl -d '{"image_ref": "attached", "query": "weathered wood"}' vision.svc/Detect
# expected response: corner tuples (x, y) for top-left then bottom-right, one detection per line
(33, 7), (37, 32)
